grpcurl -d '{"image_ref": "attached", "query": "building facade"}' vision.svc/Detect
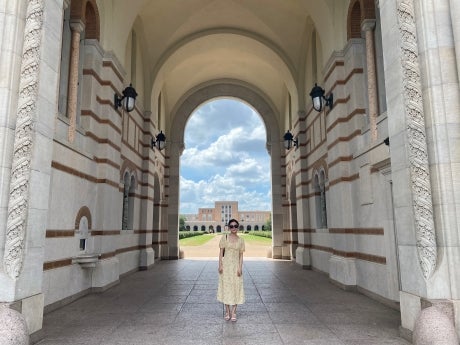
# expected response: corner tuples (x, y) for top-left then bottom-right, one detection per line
(0, 0), (459, 342)
(182, 201), (271, 232)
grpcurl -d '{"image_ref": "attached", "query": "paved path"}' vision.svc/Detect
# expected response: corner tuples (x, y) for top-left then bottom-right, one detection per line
(37, 259), (411, 345)
(180, 234), (271, 259)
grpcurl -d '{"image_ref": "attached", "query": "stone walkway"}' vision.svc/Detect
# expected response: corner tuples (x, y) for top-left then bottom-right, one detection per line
(37, 256), (412, 344)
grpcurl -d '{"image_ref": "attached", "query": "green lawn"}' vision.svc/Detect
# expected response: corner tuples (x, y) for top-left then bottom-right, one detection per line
(179, 233), (215, 246)
(240, 233), (272, 245)
(179, 233), (272, 246)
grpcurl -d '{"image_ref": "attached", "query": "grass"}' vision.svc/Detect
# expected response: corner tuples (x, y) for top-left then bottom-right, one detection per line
(179, 233), (272, 246)
(179, 233), (215, 246)
(240, 233), (272, 245)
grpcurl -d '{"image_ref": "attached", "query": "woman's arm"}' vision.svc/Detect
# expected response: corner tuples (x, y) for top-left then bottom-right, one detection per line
(237, 251), (243, 276)
(218, 248), (224, 273)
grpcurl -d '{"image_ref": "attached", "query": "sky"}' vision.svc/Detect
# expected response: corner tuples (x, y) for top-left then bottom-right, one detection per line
(179, 99), (271, 214)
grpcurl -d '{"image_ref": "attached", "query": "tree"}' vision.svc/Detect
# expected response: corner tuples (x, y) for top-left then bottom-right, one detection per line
(264, 218), (272, 231)
(179, 215), (186, 231)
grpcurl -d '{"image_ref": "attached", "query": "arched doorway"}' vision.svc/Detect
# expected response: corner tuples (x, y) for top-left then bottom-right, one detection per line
(166, 80), (285, 259)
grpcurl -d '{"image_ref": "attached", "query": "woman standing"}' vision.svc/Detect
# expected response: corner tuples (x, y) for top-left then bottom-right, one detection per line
(217, 219), (245, 321)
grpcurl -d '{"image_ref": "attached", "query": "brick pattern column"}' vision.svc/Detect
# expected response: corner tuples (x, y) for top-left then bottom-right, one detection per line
(362, 19), (379, 142)
(67, 20), (84, 143)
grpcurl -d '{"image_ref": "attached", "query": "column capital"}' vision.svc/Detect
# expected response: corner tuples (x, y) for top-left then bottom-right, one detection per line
(70, 19), (85, 33)
(63, 0), (71, 10)
(361, 19), (376, 32)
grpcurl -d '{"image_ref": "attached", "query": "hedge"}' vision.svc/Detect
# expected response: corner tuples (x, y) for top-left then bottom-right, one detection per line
(179, 231), (207, 240)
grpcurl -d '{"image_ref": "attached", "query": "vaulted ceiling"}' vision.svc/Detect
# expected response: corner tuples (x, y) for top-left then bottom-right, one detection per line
(99, 0), (350, 122)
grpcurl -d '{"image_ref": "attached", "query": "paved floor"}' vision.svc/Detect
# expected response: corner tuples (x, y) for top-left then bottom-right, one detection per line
(37, 258), (411, 345)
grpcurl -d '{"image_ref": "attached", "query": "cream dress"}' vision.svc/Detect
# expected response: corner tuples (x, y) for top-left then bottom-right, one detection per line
(217, 234), (245, 305)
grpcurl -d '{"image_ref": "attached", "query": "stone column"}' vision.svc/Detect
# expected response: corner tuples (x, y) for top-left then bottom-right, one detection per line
(66, 19), (84, 143)
(449, 0), (460, 84)
(362, 19), (379, 142)
(270, 138), (284, 260)
(1, 0), (61, 338)
(139, 111), (155, 268)
(380, 0), (460, 339)
(165, 140), (179, 259)
(294, 111), (312, 268)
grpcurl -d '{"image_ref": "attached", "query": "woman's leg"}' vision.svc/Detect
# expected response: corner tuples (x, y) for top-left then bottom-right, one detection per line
(224, 304), (231, 320)
(231, 305), (237, 321)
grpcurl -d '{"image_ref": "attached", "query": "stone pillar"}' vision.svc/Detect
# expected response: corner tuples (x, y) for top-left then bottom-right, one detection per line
(139, 112), (155, 269)
(380, 0), (460, 340)
(449, 0), (460, 85)
(270, 138), (285, 260)
(294, 111), (312, 268)
(66, 20), (84, 143)
(1, 0), (61, 338)
(362, 19), (379, 142)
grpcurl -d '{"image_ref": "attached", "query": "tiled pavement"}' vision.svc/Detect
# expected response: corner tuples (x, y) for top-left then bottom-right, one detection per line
(37, 259), (412, 345)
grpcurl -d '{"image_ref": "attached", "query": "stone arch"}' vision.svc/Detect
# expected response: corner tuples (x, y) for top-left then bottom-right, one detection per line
(167, 80), (285, 259)
(75, 206), (92, 230)
(120, 159), (139, 188)
(70, 0), (100, 41)
(347, 0), (376, 40)
(311, 158), (328, 180)
(149, 30), (299, 116)
(171, 79), (280, 146)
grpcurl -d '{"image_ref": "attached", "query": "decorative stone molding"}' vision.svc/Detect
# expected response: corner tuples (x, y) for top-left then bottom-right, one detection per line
(3, 0), (44, 279)
(72, 253), (100, 268)
(396, 0), (437, 279)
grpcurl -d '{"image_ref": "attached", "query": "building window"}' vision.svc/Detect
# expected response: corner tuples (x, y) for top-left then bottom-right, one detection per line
(314, 170), (328, 228)
(122, 172), (135, 230)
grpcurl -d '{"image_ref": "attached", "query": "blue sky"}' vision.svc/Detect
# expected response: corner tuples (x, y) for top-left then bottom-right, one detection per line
(179, 99), (271, 214)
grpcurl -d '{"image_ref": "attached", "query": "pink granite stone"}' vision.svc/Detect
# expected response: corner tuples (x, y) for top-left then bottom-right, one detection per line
(413, 305), (459, 345)
(0, 305), (29, 345)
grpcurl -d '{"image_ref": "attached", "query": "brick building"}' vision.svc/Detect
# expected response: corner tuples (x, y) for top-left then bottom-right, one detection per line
(182, 201), (271, 232)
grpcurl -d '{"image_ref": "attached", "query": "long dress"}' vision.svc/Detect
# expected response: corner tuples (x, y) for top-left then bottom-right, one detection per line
(217, 234), (245, 305)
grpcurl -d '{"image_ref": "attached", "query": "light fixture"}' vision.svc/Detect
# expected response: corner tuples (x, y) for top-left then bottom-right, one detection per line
(309, 83), (333, 112)
(283, 130), (298, 150)
(151, 130), (166, 151)
(114, 83), (137, 112)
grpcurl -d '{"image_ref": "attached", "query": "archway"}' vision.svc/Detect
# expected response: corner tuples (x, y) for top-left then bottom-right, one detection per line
(167, 80), (285, 259)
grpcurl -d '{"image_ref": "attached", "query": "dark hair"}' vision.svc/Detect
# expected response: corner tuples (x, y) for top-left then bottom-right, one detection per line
(228, 219), (239, 227)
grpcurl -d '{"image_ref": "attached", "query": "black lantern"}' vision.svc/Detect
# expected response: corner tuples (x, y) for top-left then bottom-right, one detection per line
(114, 84), (137, 112)
(309, 83), (333, 112)
(283, 130), (298, 150)
(151, 130), (166, 151)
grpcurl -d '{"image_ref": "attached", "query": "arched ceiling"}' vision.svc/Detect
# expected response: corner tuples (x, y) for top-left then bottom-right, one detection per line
(101, 0), (349, 117)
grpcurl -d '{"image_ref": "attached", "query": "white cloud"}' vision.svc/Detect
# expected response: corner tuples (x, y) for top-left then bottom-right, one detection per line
(180, 99), (271, 214)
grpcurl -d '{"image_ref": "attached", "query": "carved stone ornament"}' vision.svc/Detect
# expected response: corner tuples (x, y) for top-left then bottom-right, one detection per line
(3, 0), (44, 279)
(397, 0), (437, 279)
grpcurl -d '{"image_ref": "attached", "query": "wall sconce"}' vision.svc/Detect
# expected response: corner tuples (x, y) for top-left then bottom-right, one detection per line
(283, 130), (298, 150)
(309, 83), (333, 112)
(114, 84), (137, 112)
(151, 130), (166, 151)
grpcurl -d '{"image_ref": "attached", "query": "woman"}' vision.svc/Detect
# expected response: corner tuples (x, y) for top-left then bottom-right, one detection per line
(217, 219), (245, 321)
